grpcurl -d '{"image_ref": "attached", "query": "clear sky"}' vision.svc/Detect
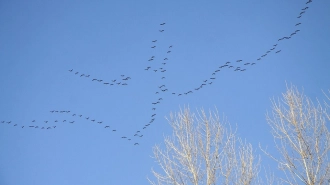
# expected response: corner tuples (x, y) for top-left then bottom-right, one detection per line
(0, 0), (329, 184)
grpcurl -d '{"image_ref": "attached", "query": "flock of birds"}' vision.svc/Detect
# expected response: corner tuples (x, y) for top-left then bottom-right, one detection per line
(68, 70), (132, 86)
(1, 0), (314, 146)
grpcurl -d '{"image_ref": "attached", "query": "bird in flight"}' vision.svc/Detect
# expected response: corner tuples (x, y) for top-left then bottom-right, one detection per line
(159, 30), (164, 32)
(295, 23), (301, 26)
(160, 23), (166, 25)
(152, 40), (157, 42)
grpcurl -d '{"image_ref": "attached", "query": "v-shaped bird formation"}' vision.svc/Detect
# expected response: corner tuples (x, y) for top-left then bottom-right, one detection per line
(1, 0), (314, 146)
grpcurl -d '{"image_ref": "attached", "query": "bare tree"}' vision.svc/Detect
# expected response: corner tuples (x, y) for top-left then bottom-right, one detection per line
(263, 85), (330, 185)
(148, 107), (260, 185)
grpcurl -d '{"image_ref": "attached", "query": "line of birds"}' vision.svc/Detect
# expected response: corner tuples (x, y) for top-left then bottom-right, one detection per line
(68, 69), (131, 86)
(159, 2), (311, 97)
(1, 120), (57, 130)
(137, 22), (171, 134)
(0, 110), (141, 146)
(2, 0), (313, 146)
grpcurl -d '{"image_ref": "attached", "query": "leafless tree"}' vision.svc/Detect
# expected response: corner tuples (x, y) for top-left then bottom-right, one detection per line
(262, 85), (330, 185)
(148, 107), (261, 185)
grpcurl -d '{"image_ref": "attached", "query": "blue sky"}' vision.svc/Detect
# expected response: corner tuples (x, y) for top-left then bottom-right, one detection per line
(0, 0), (329, 184)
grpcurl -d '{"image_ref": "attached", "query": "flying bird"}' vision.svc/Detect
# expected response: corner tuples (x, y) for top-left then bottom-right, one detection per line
(160, 23), (166, 25)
